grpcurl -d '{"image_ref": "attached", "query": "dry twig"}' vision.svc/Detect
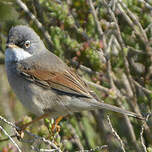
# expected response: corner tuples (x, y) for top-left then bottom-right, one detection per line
(140, 113), (151, 152)
(107, 115), (126, 152)
(0, 125), (22, 152)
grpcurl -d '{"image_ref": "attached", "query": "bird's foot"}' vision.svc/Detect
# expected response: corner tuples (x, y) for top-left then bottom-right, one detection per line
(51, 116), (63, 133)
(51, 123), (61, 133)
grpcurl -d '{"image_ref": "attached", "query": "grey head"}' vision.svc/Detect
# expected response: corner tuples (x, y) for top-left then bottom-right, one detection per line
(6, 25), (46, 57)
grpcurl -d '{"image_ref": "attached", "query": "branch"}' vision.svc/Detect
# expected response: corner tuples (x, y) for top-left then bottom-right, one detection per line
(70, 60), (100, 75)
(76, 145), (108, 152)
(118, 0), (148, 44)
(107, 115), (126, 152)
(137, 0), (152, 11)
(84, 79), (110, 93)
(133, 79), (152, 94)
(88, 0), (107, 48)
(0, 125), (22, 152)
(140, 113), (151, 152)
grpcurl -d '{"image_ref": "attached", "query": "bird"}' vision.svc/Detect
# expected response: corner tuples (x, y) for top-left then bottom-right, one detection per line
(5, 25), (143, 129)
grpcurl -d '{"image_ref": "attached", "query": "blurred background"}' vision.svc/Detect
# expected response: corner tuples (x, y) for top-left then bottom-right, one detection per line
(0, 0), (152, 151)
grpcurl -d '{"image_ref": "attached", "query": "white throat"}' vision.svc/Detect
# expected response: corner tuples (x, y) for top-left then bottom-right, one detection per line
(5, 47), (32, 62)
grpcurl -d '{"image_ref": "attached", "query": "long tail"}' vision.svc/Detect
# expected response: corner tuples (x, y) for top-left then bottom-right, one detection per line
(89, 100), (144, 120)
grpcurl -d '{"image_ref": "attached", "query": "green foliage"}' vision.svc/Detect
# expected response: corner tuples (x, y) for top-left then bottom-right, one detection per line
(86, 14), (97, 38)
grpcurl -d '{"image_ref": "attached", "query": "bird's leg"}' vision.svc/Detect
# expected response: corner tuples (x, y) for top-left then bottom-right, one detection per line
(20, 113), (49, 130)
(51, 116), (63, 132)
(16, 113), (49, 139)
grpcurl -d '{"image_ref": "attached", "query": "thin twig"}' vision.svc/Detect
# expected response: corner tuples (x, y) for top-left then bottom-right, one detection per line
(137, 0), (152, 11)
(70, 60), (99, 75)
(40, 148), (58, 152)
(140, 113), (151, 152)
(0, 115), (19, 129)
(0, 134), (17, 142)
(88, 0), (107, 48)
(133, 79), (152, 94)
(118, 0), (148, 44)
(84, 79), (110, 93)
(145, 23), (152, 32)
(107, 115), (126, 152)
(24, 133), (62, 152)
(0, 125), (22, 152)
(76, 145), (108, 152)
(128, 46), (145, 54)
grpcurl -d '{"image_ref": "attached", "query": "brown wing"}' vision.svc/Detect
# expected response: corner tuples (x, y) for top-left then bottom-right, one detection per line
(17, 52), (92, 98)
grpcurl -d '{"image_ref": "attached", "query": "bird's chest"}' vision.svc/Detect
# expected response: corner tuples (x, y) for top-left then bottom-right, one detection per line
(6, 65), (45, 115)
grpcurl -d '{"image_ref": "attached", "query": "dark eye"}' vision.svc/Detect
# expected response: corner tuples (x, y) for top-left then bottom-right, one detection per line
(24, 40), (31, 48)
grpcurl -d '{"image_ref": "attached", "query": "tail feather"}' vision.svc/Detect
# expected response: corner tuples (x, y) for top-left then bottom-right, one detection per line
(89, 100), (144, 120)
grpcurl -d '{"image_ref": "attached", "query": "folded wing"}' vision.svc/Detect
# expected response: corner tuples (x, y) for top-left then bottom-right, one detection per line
(17, 51), (92, 98)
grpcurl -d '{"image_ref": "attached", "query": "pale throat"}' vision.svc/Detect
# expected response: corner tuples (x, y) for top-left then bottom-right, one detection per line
(5, 47), (32, 62)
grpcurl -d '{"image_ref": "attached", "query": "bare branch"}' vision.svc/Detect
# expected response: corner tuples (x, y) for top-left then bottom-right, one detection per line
(84, 79), (110, 93)
(137, 0), (152, 11)
(40, 149), (58, 152)
(0, 125), (22, 152)
(88, 0), (107, 48)
(76, 145), (108, 152)
(140, 113), (151, 152)
(118, 0), (148, 44)
(107, 115), (126, 152)
(133, 79), (152, 94)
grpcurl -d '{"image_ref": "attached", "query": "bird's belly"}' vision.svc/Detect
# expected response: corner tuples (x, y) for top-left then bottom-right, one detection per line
(9, 78), (47, 115)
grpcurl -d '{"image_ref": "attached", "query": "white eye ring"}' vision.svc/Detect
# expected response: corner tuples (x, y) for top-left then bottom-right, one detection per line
(24, 40), (31, 48)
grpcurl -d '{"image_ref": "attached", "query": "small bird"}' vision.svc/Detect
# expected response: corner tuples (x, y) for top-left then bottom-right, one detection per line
(5, 25), (143, 128)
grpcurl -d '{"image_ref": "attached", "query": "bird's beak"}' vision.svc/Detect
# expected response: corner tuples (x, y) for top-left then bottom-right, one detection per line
(6, 43), (18, 49)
